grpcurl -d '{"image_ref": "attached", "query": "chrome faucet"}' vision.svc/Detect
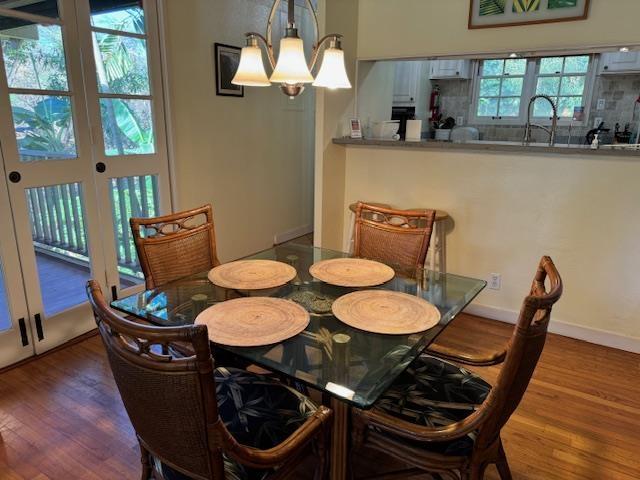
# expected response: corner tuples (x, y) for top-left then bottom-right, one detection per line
(523, 94), (558, 146)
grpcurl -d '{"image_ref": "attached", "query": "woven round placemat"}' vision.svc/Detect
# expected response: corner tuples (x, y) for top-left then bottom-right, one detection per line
(309, 258), (395, 287)
(195, 297), (310, 347)
(208, 260), (297, 290)
(332, 290), (441, 335)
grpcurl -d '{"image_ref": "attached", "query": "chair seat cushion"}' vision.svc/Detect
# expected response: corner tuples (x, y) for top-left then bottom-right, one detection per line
(373, 354), (491, 456)
(156, 367), (318, 479)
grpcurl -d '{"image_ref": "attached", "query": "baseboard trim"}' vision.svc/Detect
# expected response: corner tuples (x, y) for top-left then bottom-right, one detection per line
(273, 224), (313, 245)
(465, 303), (640, 354)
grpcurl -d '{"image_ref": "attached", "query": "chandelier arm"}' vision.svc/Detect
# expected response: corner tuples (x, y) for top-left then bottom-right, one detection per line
(266, 0), (281, 52)
(310, 34), (343, 71)
(245, 32), (277, 70)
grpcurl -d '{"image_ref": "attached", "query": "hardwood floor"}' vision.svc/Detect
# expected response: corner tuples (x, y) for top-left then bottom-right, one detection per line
(0, 314), (638, 479)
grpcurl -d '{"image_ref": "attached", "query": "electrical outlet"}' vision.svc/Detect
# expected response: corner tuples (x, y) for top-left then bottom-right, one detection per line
(594, 117), (603, 128)
(457, 116), (465, 126)
(597, 98), (606, 110)
(489, 273), (501, 290)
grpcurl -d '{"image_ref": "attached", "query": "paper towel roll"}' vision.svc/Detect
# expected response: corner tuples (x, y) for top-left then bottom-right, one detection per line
(405, 120), (422, 141)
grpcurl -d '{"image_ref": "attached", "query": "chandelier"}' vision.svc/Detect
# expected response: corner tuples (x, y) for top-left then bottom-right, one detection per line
(232, 0), (351, 98)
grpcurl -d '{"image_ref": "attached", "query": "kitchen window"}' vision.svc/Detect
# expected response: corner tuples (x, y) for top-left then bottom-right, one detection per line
(533, 56), (590, 118)
(476, 58), (527, 119)
(472, 55), (595, 125)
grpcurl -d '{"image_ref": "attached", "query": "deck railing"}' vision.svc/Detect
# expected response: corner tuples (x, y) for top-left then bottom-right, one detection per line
(27, 175), (159, 280)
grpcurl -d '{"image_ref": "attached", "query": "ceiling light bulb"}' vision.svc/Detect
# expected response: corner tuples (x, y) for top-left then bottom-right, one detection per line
(313, 46), (351, 89)
(619, 47), (630, 53)
(509, 52), (519, 58)
(270, 37), (314, 84)
(232, 44), (271, 86)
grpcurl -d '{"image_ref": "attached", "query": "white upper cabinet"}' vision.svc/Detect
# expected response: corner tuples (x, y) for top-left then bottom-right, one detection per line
(599, 52), (640, 74)
(429, 59), (471, 79)
(393, 61), (421, 104)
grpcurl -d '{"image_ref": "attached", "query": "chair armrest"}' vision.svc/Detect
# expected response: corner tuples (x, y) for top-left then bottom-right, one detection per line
(427, 343), (507, 367)
(353, 404), (487, 444)
(220, 405), (332, 469)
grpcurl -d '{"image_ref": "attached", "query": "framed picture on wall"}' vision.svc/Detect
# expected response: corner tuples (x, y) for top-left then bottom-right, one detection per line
(469, 0), (590, 29)
(214, 43), (244, 97)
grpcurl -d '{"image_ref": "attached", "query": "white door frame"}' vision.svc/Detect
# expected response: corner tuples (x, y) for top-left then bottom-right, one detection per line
(0, 146), (33, 368)
(74, 0), (172, 299)
(0, 0), (107, 354)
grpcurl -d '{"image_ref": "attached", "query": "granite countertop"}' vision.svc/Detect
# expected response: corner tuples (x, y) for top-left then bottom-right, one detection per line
(332, 138), (640, 157)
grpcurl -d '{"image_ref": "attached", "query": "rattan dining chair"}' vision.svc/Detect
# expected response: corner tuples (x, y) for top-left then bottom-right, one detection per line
(353, 201), (436, 269)
(350, 256), (563, 480)
(130, 204), (220, 289)
(87, 281), (332, 480)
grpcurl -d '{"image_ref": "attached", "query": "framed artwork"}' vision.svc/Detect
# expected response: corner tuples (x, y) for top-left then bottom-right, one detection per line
(214, 43), (243, 97)
(468, 0), (590, 29)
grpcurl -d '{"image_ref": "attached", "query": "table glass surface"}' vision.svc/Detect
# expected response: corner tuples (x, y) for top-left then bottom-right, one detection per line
(111, 243), (486, 408)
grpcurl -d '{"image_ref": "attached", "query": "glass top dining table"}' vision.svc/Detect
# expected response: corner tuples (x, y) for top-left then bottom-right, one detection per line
(111, 242), (486, 409)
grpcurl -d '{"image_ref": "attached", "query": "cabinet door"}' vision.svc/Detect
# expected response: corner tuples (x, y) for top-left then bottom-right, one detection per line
(600, 52), (640, 74)
(430, 60), (470, 79)
(393, 62), (419, 104)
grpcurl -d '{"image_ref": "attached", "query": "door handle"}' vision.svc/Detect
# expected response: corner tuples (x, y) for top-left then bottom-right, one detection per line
(8, 171), (21, 183)
(111, 285), (118, 300)
(34, 313), (44, 341)
(18, 318), (29, 346)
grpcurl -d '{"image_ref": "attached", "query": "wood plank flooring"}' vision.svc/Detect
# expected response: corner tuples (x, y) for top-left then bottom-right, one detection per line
(0, 314), (638, 479)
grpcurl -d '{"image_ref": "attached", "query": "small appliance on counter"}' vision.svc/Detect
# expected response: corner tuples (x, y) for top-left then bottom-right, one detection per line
(450, 126), (480, 143)
(391, 106), (416, 139)
(370, 120), (401, 140)
(405, 120), (423, 142)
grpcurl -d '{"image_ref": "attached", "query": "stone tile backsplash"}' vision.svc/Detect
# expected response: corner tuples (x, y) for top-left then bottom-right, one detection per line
(435, 75), (640, 145)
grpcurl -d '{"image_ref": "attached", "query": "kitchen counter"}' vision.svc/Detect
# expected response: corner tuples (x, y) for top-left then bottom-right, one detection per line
(333, 138), (640, 157)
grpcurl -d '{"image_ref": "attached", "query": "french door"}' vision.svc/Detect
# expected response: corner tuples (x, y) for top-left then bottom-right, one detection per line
(0, 0), (171, 367)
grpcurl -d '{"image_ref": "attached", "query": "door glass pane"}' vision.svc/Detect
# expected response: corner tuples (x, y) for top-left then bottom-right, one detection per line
(0, 0), (59, 19)
(26, 182), (91, 316)
(109, 175), (159, 288)
(0, 23), (69, 91)
(90, 0), (145, 34)
(100, 98), (154, 155)
(0, 257), (11, 332)
(93, 32), (149, 95)
(10, 94), (77, 162)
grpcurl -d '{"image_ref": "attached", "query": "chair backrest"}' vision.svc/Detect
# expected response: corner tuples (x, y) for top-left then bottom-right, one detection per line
(130, 204), (220, 289)
(353, 201), (436, 269)
(474, 256), (563, 450)
(86, 280), (226, 479)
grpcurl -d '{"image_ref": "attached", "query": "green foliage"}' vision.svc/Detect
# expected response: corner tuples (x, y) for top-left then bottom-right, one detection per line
(12, 96), (75, 158)
(513, 0), (541, 13)
(479, 0), (506, 16)
(548, 0), (578, 8)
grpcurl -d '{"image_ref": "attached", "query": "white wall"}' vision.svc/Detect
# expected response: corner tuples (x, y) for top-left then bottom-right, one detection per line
(162, 0), (315, 262)
(357, 0), (640, 59)
(356, 60), (395, 130)
(341, 146), (640, 347)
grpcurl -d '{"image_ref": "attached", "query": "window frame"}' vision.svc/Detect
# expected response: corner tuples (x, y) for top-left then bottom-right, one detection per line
(471, 54), (597, 127)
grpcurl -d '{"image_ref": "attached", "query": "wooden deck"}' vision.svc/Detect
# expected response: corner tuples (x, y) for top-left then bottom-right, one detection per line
(0, 252), (140, 330)
(0, 313), (638, 479)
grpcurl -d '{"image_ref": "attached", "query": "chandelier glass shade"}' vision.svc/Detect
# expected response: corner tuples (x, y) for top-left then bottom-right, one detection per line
(232, 0), (351, 97)
(232, 44), (270, 86)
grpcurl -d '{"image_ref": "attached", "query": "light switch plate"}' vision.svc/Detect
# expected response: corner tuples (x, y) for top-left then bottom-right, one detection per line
(597, 98), (606, 110)
(457, 116), (465, 126)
